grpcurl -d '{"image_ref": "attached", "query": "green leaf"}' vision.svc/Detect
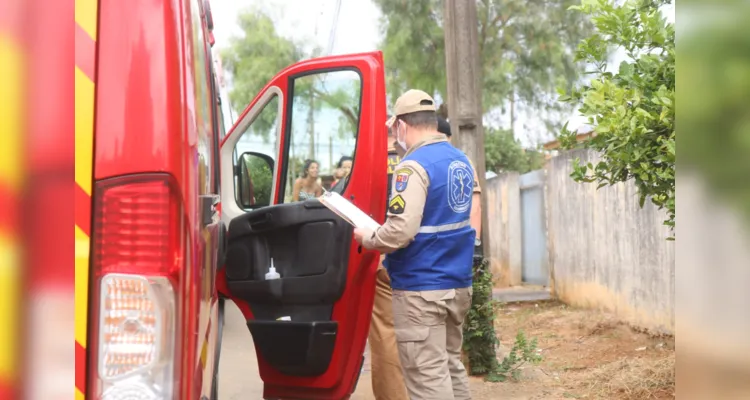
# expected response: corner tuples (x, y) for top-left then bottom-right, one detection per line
(374, 0), (594, 135)
(556, 0), (675, 233)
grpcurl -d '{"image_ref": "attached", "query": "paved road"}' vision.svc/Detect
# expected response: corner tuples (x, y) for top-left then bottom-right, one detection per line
(218, 302), (374, 400)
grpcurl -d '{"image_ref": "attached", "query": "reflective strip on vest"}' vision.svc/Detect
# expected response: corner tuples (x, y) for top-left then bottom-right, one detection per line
(418, 219), (471, 234)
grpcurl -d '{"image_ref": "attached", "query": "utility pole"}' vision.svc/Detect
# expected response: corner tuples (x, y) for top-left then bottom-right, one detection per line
(326, 0), (343, 56)
(444, 0), (489, 253)
(308, 92), (315, 160)
(329, 136), (333, 171)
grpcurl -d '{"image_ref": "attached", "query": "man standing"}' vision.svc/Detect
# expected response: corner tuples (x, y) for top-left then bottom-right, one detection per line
(367, 118), (409, 400)
(355, 89), (475, 400)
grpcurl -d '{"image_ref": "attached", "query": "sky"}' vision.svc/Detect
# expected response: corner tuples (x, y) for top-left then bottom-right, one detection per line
(212, 0), (381, 58)
(211, 0), (675, 149)
(212, 0), (382, 173)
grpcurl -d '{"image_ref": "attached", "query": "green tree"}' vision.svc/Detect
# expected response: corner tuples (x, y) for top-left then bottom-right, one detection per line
(485, 128), (545, 174)
(222, 9), (361, 146)
(221, 9), (303, 142)
(374, 0), (593, 139)
(245, 155), (273, 206)
(679, 3), (750, 224)
(558, 0), (675, 231)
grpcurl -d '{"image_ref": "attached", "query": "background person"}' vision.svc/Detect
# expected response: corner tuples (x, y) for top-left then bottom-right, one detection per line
(292, 159), (323, 201)
(368, 116), (410, 400)
(332, 155), (353, 187)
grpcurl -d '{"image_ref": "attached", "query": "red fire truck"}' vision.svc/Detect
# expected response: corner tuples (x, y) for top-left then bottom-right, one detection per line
(75, 0), (387, 399)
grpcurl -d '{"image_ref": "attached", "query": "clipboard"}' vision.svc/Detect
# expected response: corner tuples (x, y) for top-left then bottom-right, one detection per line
(318, 190), (381, 231)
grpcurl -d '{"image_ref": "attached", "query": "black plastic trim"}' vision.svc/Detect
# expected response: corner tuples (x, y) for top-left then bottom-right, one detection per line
(225, 201), (352, 309)
(247, 320), (337, 377)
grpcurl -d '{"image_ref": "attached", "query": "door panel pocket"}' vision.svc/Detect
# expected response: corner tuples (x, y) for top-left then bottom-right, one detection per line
(247, 320), (337, 377)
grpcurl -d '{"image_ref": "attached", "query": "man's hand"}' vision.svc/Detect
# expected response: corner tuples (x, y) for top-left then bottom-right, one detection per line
(353, 228), (374, 247)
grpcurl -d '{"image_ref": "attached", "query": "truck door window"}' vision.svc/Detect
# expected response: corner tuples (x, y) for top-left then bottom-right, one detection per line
(234, 95), (280, 209)
(281, 70), (362, 202)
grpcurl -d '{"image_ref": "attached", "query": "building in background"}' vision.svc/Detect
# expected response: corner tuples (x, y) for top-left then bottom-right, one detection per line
(541, 124), (595, 160)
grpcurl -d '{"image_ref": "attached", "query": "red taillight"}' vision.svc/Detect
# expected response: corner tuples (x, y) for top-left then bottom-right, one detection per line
(94, 177), (182, 276)
(88, 174), (184, 400)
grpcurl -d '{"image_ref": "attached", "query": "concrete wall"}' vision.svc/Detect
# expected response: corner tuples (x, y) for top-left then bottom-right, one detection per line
(545, 149), (675, 333)
(677, 173), (750, 371)
(485, 172), (522, 287)
(484, 149), (675, 333)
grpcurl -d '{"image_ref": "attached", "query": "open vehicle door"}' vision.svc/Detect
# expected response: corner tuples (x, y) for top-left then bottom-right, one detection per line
(218, 51), (388, 399)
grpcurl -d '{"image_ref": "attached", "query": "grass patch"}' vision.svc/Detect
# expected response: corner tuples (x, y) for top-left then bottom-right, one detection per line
(579, 355), (675, 399)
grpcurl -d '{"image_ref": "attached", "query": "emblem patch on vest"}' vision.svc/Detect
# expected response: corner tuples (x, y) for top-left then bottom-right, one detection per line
(388, 194), (406, 215)
(447, 160), (473, 213)
(394, 168), (412, 192)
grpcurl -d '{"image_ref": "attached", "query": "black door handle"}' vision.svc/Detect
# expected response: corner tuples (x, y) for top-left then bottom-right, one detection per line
(248, 213), (272, 229)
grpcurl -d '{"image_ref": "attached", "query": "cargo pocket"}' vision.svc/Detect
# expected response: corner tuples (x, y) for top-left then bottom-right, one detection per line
(415, 290), (454, 326)
(395, 326), (430, 370)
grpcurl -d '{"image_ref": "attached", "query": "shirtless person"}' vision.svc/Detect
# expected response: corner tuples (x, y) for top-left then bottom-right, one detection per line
(292, 159), (323, 201)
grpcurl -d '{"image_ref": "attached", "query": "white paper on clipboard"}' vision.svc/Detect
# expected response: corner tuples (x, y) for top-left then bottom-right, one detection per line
(319, 190), (381, 231)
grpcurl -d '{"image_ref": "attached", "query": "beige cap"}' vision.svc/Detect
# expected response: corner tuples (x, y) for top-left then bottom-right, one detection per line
(385, 89), (436, 127)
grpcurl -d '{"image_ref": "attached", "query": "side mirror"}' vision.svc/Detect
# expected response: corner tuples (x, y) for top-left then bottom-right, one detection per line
(235, 151), (274, 209)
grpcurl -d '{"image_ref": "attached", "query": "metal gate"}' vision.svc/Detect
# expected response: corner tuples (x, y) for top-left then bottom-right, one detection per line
(519, 170), (549, 286)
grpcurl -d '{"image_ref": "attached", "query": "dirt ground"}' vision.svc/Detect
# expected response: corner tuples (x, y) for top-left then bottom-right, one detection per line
(219, 300), (674, 400)
(467, 300), (675, 400)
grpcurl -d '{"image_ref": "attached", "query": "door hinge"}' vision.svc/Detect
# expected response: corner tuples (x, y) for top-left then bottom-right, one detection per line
(200, 194), (220, 226)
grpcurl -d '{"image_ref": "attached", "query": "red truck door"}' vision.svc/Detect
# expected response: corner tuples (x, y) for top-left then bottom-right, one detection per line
(218, 51), (387, 399)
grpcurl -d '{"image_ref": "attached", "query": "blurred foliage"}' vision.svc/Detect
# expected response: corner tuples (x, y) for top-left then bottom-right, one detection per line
(308, 75), (362, 141)
(221, 9), (360, 145)
(558, 0), (675, 232)
(373, 0), (593, 138)
(221, 9), (303, 141)
(678, 3), (750, 224)
(240, 95), (280, 145)
(463, 257), (498, 375)
(243, 154), (273, 206)
(485, 127), (546, 173)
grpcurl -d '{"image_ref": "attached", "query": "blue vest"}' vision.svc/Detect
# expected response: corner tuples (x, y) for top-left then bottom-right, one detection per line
(384, 141), (476, 291)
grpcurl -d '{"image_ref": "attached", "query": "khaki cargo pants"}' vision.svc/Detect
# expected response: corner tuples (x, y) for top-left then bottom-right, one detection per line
(392, 286), (473, 400)
(369, 265), (409, 399)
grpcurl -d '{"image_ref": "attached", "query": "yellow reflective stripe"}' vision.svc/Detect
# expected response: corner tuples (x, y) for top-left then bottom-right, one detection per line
(0, 32), (23, 383)
(0, 36), (24, 190)
(75, 0), (98, 39)
(75, 225), (90, 347)
(75, 67), (95, 196)
(75, 4), (96, 399)
(0, 234), (19, 379)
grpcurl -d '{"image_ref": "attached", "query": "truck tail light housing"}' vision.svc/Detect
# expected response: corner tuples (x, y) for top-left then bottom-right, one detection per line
(88, 174), (185, 400)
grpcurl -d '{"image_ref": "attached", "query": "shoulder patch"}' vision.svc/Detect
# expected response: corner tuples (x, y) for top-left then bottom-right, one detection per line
(394, 168), (412, 192)
(388, 194), (406, 215)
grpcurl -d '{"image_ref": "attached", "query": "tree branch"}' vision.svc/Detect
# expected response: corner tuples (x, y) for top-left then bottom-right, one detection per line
(310, 87), (358, 133)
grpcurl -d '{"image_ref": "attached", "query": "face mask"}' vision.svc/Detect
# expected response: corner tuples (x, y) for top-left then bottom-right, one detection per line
(396, 122), (407, 150)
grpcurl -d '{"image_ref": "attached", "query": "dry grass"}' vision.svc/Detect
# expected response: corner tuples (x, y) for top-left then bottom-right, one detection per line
(490, 301), (675, 400)
(578, 354), (675, 399)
